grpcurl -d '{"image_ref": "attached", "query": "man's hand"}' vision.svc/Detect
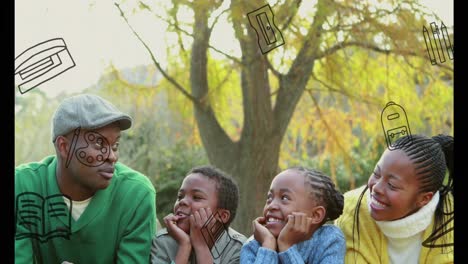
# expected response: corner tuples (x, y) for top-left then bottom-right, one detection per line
(252, 217), (276, 250)
(277, 212), (314, 252)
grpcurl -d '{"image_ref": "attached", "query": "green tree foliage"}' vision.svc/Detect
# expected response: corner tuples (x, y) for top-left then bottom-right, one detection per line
(15, 89), (62, 165)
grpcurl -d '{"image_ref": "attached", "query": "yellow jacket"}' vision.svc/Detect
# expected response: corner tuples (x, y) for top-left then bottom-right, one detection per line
(335, 186), (453, 264)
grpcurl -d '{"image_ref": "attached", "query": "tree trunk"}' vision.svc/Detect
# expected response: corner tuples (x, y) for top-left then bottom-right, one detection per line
(229, 134), (282, 234)
(189, 0), (332, 235)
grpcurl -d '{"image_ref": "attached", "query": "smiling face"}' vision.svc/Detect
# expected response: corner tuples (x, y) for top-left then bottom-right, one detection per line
(173, 173), (219, 233)
(262, 169), (317, 237)
(368, 149), (433, 221)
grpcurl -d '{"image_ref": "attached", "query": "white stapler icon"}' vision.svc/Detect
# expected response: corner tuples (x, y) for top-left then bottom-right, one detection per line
(15, 38), (75, 94)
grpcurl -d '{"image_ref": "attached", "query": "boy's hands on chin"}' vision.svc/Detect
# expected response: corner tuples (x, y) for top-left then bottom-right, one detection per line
(189, 207), (215, 264)
(189, 207), (213, 247)
(252, 217), (276, 250)
(277, 212), (314, 252)
(164, 213), (191, 247)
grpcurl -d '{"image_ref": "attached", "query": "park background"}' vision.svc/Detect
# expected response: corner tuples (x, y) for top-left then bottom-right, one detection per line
(15, 0), (453, 235)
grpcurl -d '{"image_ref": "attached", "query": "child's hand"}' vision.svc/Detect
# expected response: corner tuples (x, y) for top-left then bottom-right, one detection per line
(252, 217), (276, 250)
(163, 213), (191, 246)
(277, 212), (314, 252)
(189, 207), (213, 247)
(189, 207), (215, 264)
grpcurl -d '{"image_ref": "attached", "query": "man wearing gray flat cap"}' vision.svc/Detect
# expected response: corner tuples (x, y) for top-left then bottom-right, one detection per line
(15, 94), (157, 264)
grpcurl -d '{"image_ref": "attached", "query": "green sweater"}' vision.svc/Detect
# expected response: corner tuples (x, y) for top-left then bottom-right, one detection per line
(15, 156), (157, 264)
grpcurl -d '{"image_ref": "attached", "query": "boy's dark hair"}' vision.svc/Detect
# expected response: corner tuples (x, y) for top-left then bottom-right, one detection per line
(291, 167), (344, 223)
(189, 165), (239, 226)
(353, 134), (454, 252)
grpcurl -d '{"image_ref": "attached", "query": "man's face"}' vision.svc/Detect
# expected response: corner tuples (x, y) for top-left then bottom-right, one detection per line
(65, 123), (121, 197)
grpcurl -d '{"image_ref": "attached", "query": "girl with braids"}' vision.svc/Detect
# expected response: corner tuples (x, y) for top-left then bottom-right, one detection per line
(335, 134), (454, 263)
(241, 167), (346, 263)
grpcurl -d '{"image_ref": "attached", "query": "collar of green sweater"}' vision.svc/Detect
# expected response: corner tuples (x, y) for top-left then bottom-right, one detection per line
(368, 191), (439, 239)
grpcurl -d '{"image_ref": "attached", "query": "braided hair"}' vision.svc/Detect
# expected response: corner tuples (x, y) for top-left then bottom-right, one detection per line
(353, 134), (453, 252)
(291, 167), (344, 223)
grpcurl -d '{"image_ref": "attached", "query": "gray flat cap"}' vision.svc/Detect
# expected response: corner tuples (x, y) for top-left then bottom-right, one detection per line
(52, 94), (132, 142)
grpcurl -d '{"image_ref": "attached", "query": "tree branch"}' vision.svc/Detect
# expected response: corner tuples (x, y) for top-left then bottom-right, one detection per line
(140, 4), (242, 66)
(273, 0), (334, 137)
(315, 40), (453, 72)
(278, 0), (302, 31)
(212, 65), (235, 92)
(190, 2), (237, 164)
(266, 58), (283, 79)
(170, 2), (189, 62)
(114, 3), (198, 104)
(209, 7), (230, 33)
(308, 90), (356, 164)
(230, 0), (277, 144)
(309, 73), (381, 107)
(208, 45), (242, 65)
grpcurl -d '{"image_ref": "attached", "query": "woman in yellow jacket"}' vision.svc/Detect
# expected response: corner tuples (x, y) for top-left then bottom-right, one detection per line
(336, 134), (453, 263)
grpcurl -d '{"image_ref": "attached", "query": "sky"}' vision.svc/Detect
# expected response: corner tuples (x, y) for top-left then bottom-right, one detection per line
(14, 0), (453, 98)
